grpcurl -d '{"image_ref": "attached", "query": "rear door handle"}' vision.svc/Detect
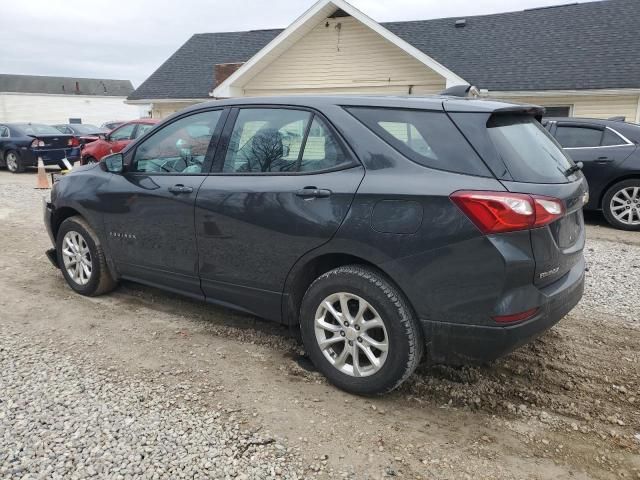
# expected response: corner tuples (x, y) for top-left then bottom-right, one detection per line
(595, 157), (613, 164)
(295, 187), (331, 198)
(168, 184), (193, 194)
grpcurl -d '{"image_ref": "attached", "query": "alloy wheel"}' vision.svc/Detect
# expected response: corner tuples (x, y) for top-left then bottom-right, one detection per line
(610, 187), (640, 226)
(314, 292), (389, 377)
(6, 152), (18, 172)
(61, 230), (93, 286)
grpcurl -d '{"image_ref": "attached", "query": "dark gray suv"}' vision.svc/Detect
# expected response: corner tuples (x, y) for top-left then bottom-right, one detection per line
(44, 96), (587, 394)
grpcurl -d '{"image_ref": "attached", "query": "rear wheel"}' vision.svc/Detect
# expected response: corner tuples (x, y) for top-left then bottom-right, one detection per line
(5, 150), (24, 173)
(300, 265), (423, 395)
(56, 216), (117, 296)
(602, 179), (640, 231)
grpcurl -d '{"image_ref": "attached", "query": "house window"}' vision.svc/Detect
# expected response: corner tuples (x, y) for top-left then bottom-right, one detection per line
(543, 106), (572, 118)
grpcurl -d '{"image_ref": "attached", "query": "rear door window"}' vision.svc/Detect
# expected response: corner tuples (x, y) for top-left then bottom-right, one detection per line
(347, 107), (490, 176)
(554, 126), (603, 148)
(486, 115), (574, 184)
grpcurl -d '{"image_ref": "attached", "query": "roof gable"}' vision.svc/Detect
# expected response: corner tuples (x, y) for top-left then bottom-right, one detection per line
(212, 0), (466, 98)
(0, 74), (134, 96)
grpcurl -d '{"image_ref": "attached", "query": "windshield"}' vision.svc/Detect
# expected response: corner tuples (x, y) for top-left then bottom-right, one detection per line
(15, 123), (64, 136)
(487, 115), (574, 184)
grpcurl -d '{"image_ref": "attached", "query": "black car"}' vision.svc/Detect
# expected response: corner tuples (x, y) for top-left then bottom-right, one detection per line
(544, 117), (640, 230)
(53, 123), (108, 138)
(43, 96), (587, 394)
(0, 123), (81, 173)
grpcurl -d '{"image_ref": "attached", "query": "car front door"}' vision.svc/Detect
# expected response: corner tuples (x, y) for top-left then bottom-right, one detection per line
(195, 107), (364, 320)
(553, 122), (636, 206)
(100, 109), (227, 297)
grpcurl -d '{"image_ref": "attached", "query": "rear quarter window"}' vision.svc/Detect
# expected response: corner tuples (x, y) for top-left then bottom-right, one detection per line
(346, 107), (491, 177)
(487, 115), (574, 184)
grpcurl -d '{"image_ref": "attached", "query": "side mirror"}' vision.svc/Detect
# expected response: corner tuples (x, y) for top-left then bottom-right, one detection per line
(99, 133), (110, 141)
(101, 153), (124, 174)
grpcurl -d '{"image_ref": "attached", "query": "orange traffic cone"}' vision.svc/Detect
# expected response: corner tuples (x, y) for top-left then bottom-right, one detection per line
(35, 157), (50, 190)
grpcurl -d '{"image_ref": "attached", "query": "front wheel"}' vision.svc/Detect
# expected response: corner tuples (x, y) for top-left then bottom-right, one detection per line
(56, 216), (117, 296)
(602, 179), (640, 231)
(300, 265), (424, 395)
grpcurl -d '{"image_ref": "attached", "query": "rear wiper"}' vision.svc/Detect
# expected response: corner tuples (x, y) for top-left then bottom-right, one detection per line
(563, 161), (583, 177)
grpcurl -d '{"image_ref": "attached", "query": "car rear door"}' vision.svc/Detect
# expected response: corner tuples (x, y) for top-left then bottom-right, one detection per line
(100, 109), (227, 297)
(195, 106), (364, 321)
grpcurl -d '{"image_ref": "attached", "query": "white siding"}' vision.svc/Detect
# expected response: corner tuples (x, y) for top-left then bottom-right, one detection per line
(243, 16), (446, 96)
(151, 101), (204, 119)
(498, 94), (640, 121)
(0, 93), (147, 124)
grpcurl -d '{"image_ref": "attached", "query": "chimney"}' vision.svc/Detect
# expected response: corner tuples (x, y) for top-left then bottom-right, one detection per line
(214, 63), (244, 87)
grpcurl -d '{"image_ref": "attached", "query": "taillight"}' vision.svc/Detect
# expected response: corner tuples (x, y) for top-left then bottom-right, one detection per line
(450, 191), (564, 234)
(31, 139), (45, 148)
(68, 137), (79, 147)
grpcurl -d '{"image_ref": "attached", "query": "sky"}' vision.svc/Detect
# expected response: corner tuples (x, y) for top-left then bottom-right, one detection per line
(0, 0), (592, 88)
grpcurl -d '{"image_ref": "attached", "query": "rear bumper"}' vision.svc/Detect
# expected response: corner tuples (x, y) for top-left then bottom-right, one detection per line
(422, 257), (585, 365)
(26, 147), (80, 166)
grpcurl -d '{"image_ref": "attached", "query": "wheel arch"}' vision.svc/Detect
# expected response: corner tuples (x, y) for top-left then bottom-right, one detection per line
(282, 251), (408, 326)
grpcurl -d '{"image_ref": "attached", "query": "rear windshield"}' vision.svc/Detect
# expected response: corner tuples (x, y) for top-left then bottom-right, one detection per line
(15, 123), (62, 136)
(487, 115), (574, 184)
(347, 107), (491, 177)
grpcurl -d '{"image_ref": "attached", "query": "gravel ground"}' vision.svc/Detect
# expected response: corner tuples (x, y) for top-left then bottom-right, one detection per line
(580, 241), (640, 321)
(1, 171), (639, 479)
(0, 329), (303, 480)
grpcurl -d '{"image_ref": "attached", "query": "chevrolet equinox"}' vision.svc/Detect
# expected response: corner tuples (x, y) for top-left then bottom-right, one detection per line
(44, 96), (587, 395)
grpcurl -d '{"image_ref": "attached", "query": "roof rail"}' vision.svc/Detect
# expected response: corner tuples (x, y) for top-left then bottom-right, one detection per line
(440, 84), (479, 98)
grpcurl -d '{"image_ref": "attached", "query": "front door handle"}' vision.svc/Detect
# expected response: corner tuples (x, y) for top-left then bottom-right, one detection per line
(295, 187), (332, 198)
(168, 184), (193, 194)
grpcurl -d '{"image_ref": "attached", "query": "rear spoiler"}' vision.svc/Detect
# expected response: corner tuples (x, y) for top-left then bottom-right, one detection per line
(492, 104), (546, 122)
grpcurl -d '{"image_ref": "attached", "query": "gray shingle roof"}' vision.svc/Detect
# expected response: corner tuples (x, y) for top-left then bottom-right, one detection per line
(0, 74), (134, 96)
(128, 0), (640, 100)
(128, 30), (282, 100)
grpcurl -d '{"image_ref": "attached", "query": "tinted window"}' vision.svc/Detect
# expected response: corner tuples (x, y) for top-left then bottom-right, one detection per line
(601, 129), (627, 146)
(555, 126), (602, 148)
(224, 109), (310, 173)
(487, 115), (573, 184)
(131, 110), (221, 174)
(299, 117), (349, 172)
(0, 127), (8, 138)
(110, 123), (135, 141)
(347, 107), (489, 176)
(72, 124), (103, 134)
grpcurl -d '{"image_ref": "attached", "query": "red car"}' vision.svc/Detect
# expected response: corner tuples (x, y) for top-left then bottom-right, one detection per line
(80, 119), (158, 165)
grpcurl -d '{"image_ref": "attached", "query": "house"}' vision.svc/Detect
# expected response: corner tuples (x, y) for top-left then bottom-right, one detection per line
(0, 74), (147, 124)
(127, 0), (640, 122)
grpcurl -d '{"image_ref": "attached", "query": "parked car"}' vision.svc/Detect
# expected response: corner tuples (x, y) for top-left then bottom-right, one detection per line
(0, 123), (80, 173)
(53, 124), (108, 144)
(80, 119), (158, 165)
(101, 120), (126, 131)
(543, 117), (640, 230)
(43, 95), (587, 394)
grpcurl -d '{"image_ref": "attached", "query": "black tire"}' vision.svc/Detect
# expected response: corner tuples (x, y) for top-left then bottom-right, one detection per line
(300, 265), (424, 395)
(56, 216), (117, 296)
(5, 150), (24, 173)
(602, 179), (640, 231)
